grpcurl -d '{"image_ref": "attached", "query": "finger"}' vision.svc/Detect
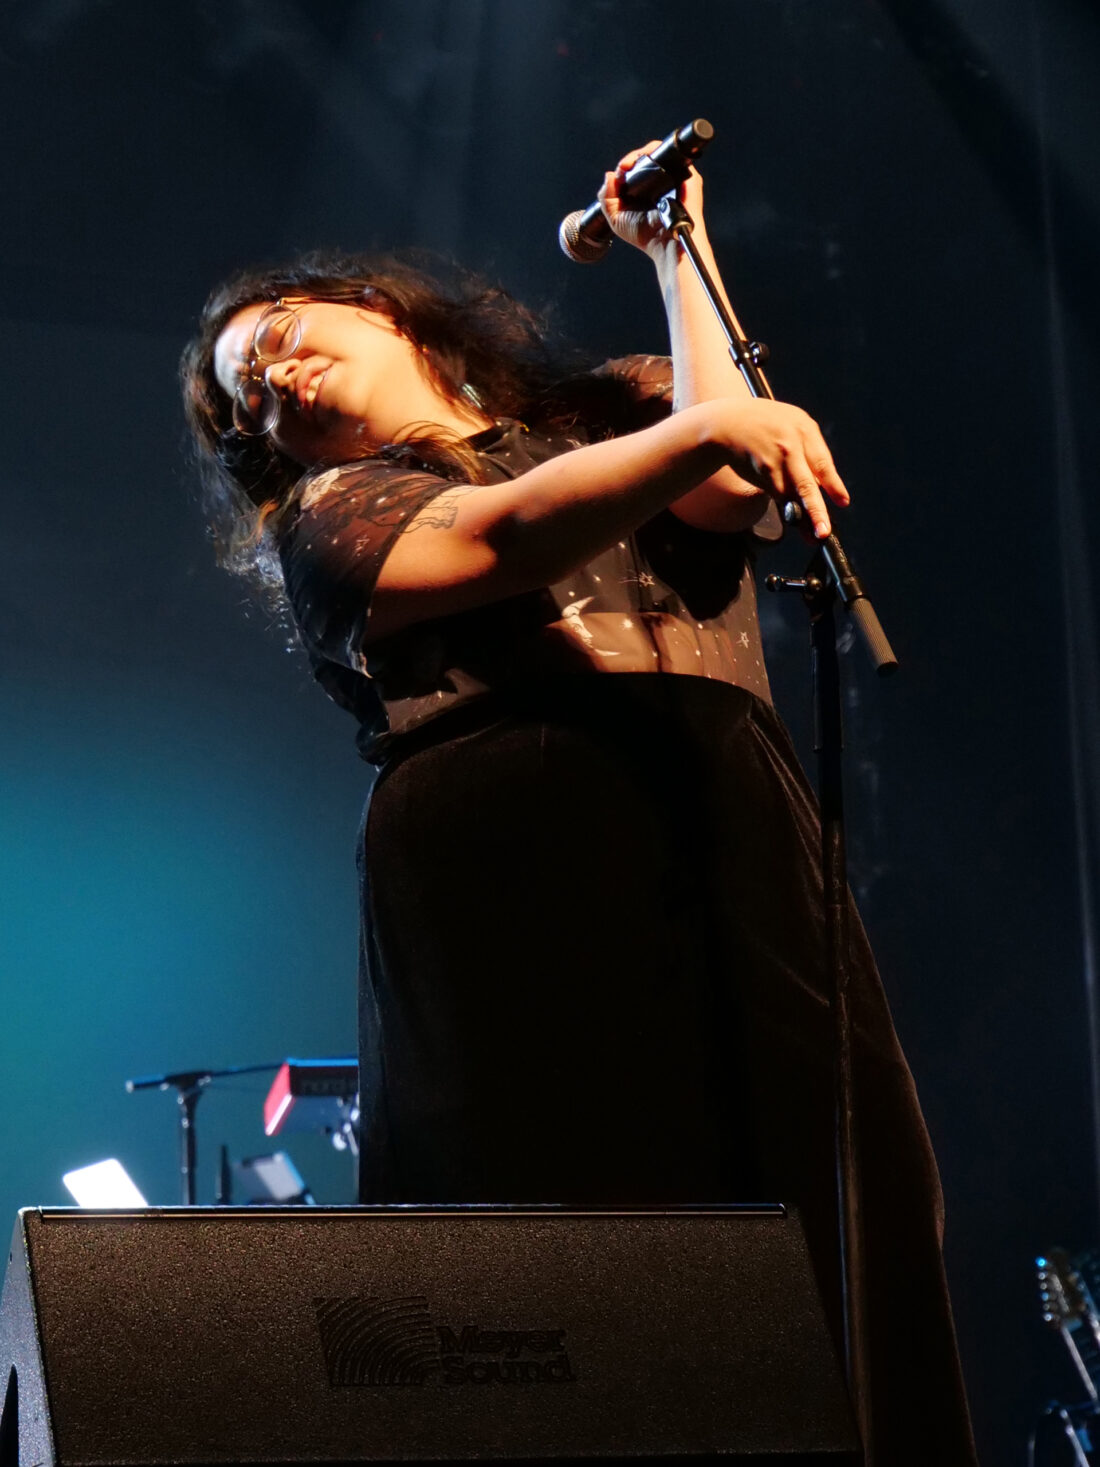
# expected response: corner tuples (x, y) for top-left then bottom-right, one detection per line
(784, 450), (833, 539)
(600, 167), (637, 210)
(803, 424), (849, 505)
(751, 453), (789, 505)
(598, 169), (638, 216)
(813, 458), (850, 506)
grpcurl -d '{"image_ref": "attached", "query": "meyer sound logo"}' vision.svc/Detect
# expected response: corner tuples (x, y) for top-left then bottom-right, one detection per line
(314, 1296), (576, 1387)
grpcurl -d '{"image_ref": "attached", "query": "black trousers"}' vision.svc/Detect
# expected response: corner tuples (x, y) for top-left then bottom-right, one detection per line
(357, 674), (977, 1466)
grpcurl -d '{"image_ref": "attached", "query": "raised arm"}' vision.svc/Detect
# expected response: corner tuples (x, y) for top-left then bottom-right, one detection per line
(598, 142), (844, 535)
(367, 393), (845, 641)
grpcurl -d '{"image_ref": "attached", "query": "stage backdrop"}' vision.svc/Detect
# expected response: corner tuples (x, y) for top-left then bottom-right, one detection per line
(1, 3), (1098, 1462)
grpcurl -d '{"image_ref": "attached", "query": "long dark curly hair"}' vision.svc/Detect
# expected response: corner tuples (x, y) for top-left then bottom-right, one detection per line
(180, 249), (636, 595)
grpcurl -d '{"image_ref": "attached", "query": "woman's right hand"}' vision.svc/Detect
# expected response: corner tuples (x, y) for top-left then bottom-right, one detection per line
(598, 141), (706, 259)
(704, 396), (850, 539)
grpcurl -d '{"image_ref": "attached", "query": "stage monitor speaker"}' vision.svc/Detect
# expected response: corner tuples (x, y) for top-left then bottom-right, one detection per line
(0, 1204), (858, 1465)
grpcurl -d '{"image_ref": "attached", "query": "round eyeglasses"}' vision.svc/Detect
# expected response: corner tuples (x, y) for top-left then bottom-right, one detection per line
(232, 301), (304, 436)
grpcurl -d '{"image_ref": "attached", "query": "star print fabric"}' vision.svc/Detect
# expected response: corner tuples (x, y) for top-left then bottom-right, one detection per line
(277, 357), (774, 762)
(280, 460), (448, 674)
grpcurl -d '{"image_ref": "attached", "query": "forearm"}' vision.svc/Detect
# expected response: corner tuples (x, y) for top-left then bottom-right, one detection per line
(651, 226), (752, 411)
(485, 403), (728, 584)
(649, 226), (770, 531)
(370, 389), (844, 639)
(371, 403), (731, 636)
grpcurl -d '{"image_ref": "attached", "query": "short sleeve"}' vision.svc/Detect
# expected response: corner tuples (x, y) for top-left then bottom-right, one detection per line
(278, 459), (452, 668)
(595, 354), (675, 405)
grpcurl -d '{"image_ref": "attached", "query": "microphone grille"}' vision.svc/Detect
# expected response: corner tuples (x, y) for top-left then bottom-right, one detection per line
(559, 210), (611, 264)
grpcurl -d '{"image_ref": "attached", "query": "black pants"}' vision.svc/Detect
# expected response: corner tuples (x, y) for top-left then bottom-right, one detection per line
(358, 674), (977, 1466)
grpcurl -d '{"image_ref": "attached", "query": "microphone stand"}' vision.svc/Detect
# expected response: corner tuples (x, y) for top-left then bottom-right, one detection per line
(126, 1061), (280, 1206)
(656, 190), (899, 1458)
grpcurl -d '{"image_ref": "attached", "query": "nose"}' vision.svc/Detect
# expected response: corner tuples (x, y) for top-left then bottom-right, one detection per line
(263, 357), (301, 395)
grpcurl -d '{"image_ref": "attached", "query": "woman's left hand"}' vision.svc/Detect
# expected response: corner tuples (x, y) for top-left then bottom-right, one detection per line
(598, 141), (705, 258)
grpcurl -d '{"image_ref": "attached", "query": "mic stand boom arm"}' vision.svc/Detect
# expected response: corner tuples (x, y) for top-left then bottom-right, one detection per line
(126, 1061), (281, 1206)
(655, 188), (896, 1457)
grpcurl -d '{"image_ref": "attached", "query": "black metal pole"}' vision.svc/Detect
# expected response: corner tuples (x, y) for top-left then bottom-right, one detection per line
(177, 1081), (202, 1207)
(810, 588), (867, 1449)
(654, 182), (898, 1452)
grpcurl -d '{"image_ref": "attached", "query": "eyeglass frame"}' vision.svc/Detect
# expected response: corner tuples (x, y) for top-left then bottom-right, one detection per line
(231, 299), (305, 438)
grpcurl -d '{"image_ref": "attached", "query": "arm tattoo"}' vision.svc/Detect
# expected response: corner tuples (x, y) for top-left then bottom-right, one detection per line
(396, 483), (481, 533)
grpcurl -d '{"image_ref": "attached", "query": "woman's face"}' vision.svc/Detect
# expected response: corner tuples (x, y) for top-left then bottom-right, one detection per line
(213, 298), (446, 467)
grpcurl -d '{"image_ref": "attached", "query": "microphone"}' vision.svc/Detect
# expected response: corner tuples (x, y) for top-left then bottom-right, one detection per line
(558, 118), (715, 264)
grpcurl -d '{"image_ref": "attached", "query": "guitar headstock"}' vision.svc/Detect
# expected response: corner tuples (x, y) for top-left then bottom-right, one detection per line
(1038, 1248), (1094, 1330)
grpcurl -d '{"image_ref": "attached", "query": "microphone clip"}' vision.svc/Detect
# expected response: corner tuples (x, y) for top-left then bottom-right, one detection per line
(559, 117), (715, 264)
(656, 192), (694, 236)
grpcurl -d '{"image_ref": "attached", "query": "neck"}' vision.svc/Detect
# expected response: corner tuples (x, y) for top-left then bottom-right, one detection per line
(369, 342), (491, 442)
(434, 391), (495, 440)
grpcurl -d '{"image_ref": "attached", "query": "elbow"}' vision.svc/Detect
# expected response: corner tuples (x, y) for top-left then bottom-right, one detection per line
(670, 472), (770, 534)
(483, 495), (585, 593)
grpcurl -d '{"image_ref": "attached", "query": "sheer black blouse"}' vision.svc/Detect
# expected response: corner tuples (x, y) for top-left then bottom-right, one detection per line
(277, 356), (779, 762)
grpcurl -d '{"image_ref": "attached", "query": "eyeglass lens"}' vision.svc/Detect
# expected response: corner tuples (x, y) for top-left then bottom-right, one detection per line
(232, 304), (303, 435)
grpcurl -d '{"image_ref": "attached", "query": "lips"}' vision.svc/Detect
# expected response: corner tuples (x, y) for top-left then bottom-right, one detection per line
(294, 361), (331, 416)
